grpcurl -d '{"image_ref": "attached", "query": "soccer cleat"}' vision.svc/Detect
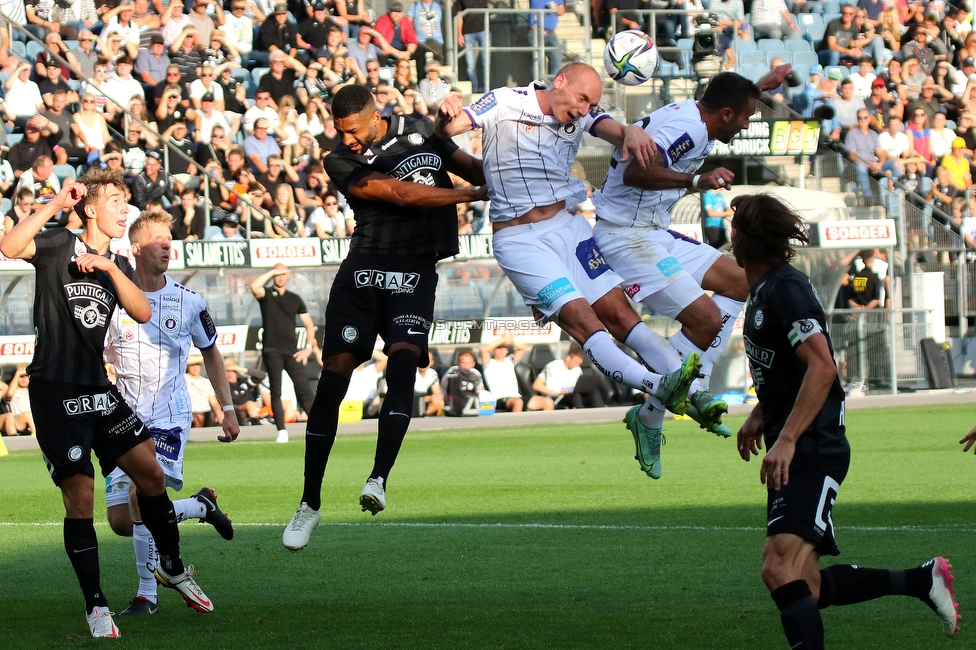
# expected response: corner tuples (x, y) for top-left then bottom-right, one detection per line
(86, 606), (121, 638)
(118, 596), (159, 617)
(653, 353), (701, 416)
(194, 487), (234, 541)
(276, 429), (289, 443)
(155, 566), (213, 613)
(360, 477), (387, 515)
(686, 390), (732, 438)
(282, 502), (321, 551)
(623, 405), (665, 479)
(923, 556), (960, 637)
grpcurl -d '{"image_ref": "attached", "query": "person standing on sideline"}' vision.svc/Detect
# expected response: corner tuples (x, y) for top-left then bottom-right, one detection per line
(732, 192), (960, 648)
(0, 171), (212, 638)
(250, 263), (319, 443)
(435, 62), (701, 481)
(282, 84), (487, 550)
(103, 209), (240, 617)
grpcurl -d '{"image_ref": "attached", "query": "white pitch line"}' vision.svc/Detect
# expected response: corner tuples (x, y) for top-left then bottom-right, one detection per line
(2, 521), (974, 533)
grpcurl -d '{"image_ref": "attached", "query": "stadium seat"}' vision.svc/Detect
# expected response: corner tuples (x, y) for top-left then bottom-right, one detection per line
(740, 63), (768, 82)
(765, 50), (791, 66)
(53, 164), (76, 185)
(657, 60), (680, 78)
(823, 0), (840, 12)
(0, 198), (10, 216)
(825, 65), (849, 79)
(804, 0), (825, 14)
(527, 345), (555, 372)
(797, 13), (824, 27)
(804, 24), (827, 43)
(76, 164), (88, 178)
(822, 12), (841, 24)
(785, 38), (812, 52)
(792, 50), (819, 69)
(738, 50), (766, 67)
(250, 67), (270, 91)
(231, 68), (249, 83)
(6, 133), (22, 146)
(758, 38), (785, 53)
(9, 41), (25, 59)
(26, 41), (45, 62)
(63, 40), (78, 51)
(735, 38), (759, 52)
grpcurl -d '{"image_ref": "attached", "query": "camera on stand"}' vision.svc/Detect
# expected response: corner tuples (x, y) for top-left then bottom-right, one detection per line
(692, 14), (723, 99)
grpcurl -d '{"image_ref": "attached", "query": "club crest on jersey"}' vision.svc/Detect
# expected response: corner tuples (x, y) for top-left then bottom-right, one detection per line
(68, 445), (84, 461)
(408, 133), (423, 145)
(754, 309), (764, 328)
(162, 315), (179, 332)
(559, 121), (580, 139)
(342, 325), (359, 343)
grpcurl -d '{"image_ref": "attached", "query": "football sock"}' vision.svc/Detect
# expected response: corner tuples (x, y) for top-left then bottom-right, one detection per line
(705, 295), (745, 375)
(582, 330), (663, 395)
(771, 580), (824, 650)
(637, 398), (665, 429)
(818, 564), (931, 609)
(301, 369), (348, 511)
(64, 518), (108, 612)
(173, 497), (207, 523)
(623, 322), (682, 374)
(371, 349), (418, 481)
(136, 491), (184, 576)
(132, 521), (158, 600)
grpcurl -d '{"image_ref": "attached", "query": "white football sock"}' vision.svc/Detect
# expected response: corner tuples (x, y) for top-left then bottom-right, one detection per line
(582, 330), (666, 396)
(132, 522), (157, 600)
(173, 497), (207, 523)
(702, 295), (745, 375)
(624, 322), (683, 373)
(637, 397), (665, 429)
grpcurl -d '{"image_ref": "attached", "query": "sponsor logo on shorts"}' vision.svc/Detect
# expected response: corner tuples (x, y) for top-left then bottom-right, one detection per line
(393, 314), (432, 330)
(342, 325), (359, 343)
(754, 308), (764, 328)
(537, 277), (574, 309)
(575, 239), (611, 279)
(68, 445), (84, 462)
(744, 335), (775, 369)
(151, 427), (182, 462)
(354, 269), (420, 293)
(656, 256), (682, 278)
(625, 284), (640, 299)
(63, 391), (119, 416)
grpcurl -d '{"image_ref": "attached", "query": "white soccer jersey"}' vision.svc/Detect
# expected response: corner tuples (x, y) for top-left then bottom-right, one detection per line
(463, 81), (610, 221)
(593, 99), (713, 229)
(104, 277), (218, 431)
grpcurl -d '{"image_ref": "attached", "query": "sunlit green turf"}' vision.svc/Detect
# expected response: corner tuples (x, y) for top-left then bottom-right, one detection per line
(0, 405), (973, 649)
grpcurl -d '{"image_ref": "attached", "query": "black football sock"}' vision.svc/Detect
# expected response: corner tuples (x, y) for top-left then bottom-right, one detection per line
(818, 564), (931, 608)
(771, 580), (824, 650)
(301, 369), (347, 511)
(371, 349), (419, 482)
(137, 491), (185, 576)
(64, 518), (108, 612)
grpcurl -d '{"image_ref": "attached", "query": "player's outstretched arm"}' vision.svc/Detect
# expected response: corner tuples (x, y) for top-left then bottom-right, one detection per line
(445, 148), (486, 186)
(623, 156), (735, 192)
(202, 345), (240, 442)
(761, 332), (835, 490)
(960, 426), (976, 453)
(0, 181), (86, 261)
(349, 171), (487, 208)
(756, 63), (793, 93)
(591, 120), (656, 167)
(434, 93), (475, 138)
(293, 312), (318, 363)
(737, 403), (764, 461)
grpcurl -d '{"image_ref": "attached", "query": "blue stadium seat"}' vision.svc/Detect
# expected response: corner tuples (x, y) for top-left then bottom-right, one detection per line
(791, 50), (819, 70)
(26, 41), (45, 62)
(758, 38), (785, 53)
(766, 50), (791, 66)
(738, 50), (766, 67)
(232, 68), (249, 83)
(824, 65), (849, 79)
(823, 0), (840, 12)
(804, 24), (827, 43)
(6, 133), (22, 147)
(822, 12), (841, 24)
(804, 0), (824, 14)
(740, 64), (768, 82)
(251, 67), (270, 90)
(63, 40), (78, 51)
(785, 38), (812, 52)
(736, 38), (759, 51)
(0, 198), (11, 216)
(657, 60), (680, 78)
(9, 41), (25, 59)
(798, 13), (824, 26)
(53, 164), (76, 186)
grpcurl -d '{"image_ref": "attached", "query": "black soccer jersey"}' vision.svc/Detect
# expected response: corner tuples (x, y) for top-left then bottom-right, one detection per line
(743, 263), (850, 456)
(324, 113), (460, 260)
(29, 229), (137, 387)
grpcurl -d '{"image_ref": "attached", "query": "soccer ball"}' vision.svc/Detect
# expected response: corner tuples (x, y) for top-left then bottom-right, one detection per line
(603, 30), (659, 86)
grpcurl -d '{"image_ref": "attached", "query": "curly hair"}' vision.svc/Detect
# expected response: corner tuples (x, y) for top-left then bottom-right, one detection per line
(730, 193), (809, 268)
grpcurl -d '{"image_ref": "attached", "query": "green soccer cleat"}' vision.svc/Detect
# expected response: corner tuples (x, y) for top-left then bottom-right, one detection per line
(686, 390), (732, 438)
(623, 405), (666, 479)
(653, 353), (701, 416)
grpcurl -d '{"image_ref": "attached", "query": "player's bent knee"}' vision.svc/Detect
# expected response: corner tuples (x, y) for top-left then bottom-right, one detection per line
(106, 505), (133, 537)
(677, 296), (724, 348)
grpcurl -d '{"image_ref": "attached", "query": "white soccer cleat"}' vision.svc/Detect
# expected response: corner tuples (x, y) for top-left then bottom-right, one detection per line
(276, 429), (289, 443)
(360, 477), (386, 515)
(282, 502), (321, 551)
(155, 566), (213, 613)
(86, 606), (121, 638)
(925, 556), (960, 637)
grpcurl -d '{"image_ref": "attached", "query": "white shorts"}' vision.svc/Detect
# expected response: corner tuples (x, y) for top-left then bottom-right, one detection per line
(593, 220), (722, 319)
(493, 211), (622, 323)
(105, 423), (190, 508)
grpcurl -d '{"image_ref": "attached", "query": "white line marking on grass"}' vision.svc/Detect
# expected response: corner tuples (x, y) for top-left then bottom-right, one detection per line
(3, 521), (975, 533)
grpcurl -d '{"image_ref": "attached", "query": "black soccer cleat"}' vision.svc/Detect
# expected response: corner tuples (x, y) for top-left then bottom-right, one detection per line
(119, 595), (159, 616)
(194, 487), (234, 540)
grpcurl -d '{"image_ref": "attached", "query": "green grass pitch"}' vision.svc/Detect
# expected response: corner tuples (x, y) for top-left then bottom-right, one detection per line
(0, 404), (973, 649)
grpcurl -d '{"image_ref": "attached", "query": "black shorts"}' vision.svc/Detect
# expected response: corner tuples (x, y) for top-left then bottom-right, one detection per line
(30, 378), (151, 486)
(766, 450), (850, 557)
(323, 253), (438, 364)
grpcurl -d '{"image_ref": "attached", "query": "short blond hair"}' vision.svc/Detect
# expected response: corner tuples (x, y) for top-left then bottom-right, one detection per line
(128, 209), (174, 244)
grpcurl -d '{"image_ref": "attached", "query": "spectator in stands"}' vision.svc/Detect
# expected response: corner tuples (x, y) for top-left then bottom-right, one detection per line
(957, 112), (976, 150)
(186, 356), (220, 427)
(9, 116), (68, 175)
(878, 56), (905, 97)
(834, 78), (867, 136)
(260, 3), (299, 59)
(858, 0), (885, 28)
(189, 62), (225, 109)
(42, 89), (77, 157)
(15, 155), (61, 207)
(901, 16), (943, 75)
(846, 250), (883, 309)
(441, 349), (484, 416)
(136, 33), (171, 94)
(195, 92), (234, 142)
(297, 1), (336, 56)
(256, 153), (287, 202)
(160, 0), (192, 46)
(67, 29), (100, 79)
(532, 344), (584, 410)
(244, 117), (282, 174)
(99, 141), (128, 179)
(751, 0), (800, 41)
(295, 61), (331, 107)
(929, 111), (956, 160)
(170, 26), (205, 87)
(4, 60), (45, 127)
(5, 365), (33, 436)
(217, 63), (249, 125)
(296, 171), (328, 232)
(33, 32), (70, 81)
(846, 108), (897, 199)
(153, 65), (186, 111)
(225, 358), (264, 426)
(849, 56), (877, 100)
(418, 61), (451, 110)
(703, 188), (732, 249)
(271, 184), (304, 237)
(260, 50), (306, 107)
(906, 105), (936, 174)
(961, 200), (976, 253)
(902, 56), (928, 101)
(121, 123), (149, 180)
(241, 181), (274, 236)
(794, 64), (825, 118)
(313, 24), (346, 66)
(168, 186), (208, 240)
(819, 4), (863, 68)
(346, 25), (384, 74)
(195, 124), (232, 175)
(928, 166), (958, 226)
(103, 55), (145, 120)
(189, 0), (224, 47)
(224, 0), (265, 66)
(407, 0), (445, 66)
(479, 336), (525, 412)
(865, 77), (900, 129)
(454, 0), (488, 93)
(414, 351), (444, 417)
(284, 129), (319, 180)
(941, 137), (972, 190)
(912, 78), (952, 125)
(155, 82), (194, 135)
(391, 58), (416, 95)
(72, 93), (111, 164)
(3, 188), (34, 241)
(879, 116), (911, 170)
(851, 7), (886, 65)
(528, 0), (564, 76)
(207, 213), (245, 240)
(163, 119), (199, 194)
(132, 149), (176, 209)
(375, 0), (419, 68)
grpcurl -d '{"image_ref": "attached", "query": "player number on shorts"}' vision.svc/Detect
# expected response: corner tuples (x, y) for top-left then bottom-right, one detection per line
(814, 476), (840, 536)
